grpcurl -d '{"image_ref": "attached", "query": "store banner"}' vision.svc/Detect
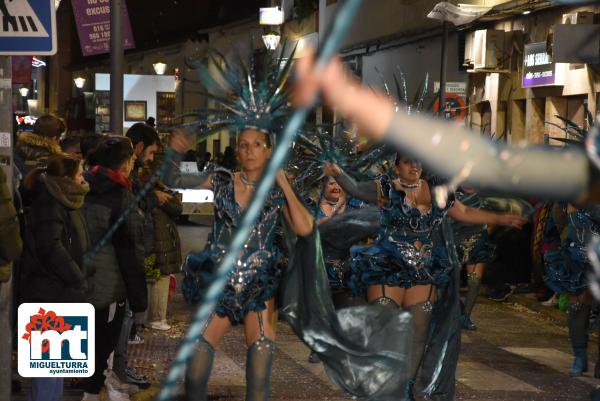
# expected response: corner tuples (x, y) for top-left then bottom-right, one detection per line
(71, 0), (135, 57)
(12, 57), (32, 85)
(522, 42), (564, 88)
(433, 81), (468, 121)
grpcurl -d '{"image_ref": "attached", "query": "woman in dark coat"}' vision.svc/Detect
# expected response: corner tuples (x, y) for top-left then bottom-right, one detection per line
(21, 154), (91, 401)
(81, 136), (148, 400)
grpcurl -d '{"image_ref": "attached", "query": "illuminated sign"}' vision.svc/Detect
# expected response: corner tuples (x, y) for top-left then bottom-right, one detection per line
(522, 42), (565, 88)
(259, 7), (284, 25)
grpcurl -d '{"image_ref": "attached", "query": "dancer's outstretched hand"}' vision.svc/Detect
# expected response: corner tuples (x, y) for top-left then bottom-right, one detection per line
(496, 214), (528, 229)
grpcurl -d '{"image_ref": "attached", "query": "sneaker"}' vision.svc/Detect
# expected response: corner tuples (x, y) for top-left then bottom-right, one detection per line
(488, 285), (513, 302)
(126, 367), (150, 389)
(541, 293), (559, 307)
(149, 320), (171, 331)
(128, 333), (144, 345)
(105, 370), (139, 396)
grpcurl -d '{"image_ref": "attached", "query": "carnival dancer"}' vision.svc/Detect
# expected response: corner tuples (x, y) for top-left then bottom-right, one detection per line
(545, 204), (600, 377)
(323, 156), (526, 399)
(164, 46), (426, 400)
(173, 127), (314, 401)
(452, 188), (496, 331)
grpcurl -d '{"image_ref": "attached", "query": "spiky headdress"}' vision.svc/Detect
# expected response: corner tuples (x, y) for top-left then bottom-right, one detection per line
(374, 67), (430, 114)
(182, 42), (296, 139)
(544, 111), (594, 146)
(287, 122), (395, 197)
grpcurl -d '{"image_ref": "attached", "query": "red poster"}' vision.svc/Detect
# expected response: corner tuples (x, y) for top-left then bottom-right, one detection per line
(12, 56), (32, 85)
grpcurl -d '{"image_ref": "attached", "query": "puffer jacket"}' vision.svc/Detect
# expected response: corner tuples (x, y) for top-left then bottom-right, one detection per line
(0, 167), (22, 282)
(82, 167), (147, 312)
(20, 182), (91, 302)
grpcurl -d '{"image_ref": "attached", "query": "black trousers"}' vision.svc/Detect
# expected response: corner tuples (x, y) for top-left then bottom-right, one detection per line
(84, 301), (126, 394)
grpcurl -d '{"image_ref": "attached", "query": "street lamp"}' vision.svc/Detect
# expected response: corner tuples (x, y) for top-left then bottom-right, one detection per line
(262, 30), (281, 50)
(19, 87), (29, 97)
(153, 62), (167, 75)
(73, 76), (86, 89)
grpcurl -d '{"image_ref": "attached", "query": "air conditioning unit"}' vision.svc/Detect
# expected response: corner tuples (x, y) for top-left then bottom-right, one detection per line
(464, 29), (506, 70)
(562, 11), (594, 25)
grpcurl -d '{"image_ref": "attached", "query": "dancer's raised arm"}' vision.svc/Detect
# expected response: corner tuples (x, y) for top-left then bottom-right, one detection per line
(294, 51), (597, 202)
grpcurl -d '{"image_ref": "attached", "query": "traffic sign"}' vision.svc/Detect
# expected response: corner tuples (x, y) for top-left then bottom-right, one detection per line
(0, 0), (56, 55)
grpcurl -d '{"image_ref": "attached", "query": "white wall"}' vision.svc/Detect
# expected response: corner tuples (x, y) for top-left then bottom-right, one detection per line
(361, 33), (468, 109)
(95, 73), (175, 128)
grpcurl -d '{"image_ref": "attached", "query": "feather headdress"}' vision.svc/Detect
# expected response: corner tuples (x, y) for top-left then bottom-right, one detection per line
(374, 66), (430, 114)
(181, 42), (297, 140)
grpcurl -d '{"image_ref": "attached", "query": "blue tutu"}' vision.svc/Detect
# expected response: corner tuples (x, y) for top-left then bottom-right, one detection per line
(544, 245), (590, 295)
(182, 246), (282, 323)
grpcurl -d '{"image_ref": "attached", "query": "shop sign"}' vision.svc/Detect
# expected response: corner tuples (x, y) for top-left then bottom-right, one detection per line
(433, 81), (468, 121)
(71, 0), (135, 57)
(522, 42), (564, 88)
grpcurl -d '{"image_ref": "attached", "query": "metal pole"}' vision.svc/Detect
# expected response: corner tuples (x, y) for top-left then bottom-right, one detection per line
(110, 0), (124, 135)
(0, 55), (13, 401)
(439, 18), (448, 118)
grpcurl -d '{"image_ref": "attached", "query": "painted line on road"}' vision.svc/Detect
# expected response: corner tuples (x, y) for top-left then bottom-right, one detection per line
(457, 360), (542, 392)
(502, 347), (599, 387)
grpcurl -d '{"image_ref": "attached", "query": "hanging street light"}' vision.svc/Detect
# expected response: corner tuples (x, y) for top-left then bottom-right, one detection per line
(19, 87), (29, 97)
(73, 76), (86, 89)
(262, 30), (281, 50)
(153, 62), (167, 75)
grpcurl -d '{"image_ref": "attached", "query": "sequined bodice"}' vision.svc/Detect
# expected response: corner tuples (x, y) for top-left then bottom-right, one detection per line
(206, 173), (285, 291)
(378, 176), (454, 245)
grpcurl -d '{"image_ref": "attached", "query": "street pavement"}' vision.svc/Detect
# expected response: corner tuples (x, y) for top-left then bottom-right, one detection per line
(12, 223), (600, 400)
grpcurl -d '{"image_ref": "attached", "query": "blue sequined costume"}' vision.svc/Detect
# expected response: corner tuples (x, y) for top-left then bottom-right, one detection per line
(349, 176), (455, 294)
(314, 198), (365, 290)
(182, 172), (285, 323)
(544, 207), (600, 295)
(452, 190), (495, 265)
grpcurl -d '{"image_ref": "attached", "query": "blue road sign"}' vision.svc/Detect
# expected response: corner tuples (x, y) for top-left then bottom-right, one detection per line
(0, 0), (56, 55)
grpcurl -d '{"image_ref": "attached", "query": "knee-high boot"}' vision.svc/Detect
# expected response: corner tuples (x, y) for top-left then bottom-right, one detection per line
(185, 337), (215, 401)
(461, 272), (481, 331)
(567, 303), (590, 377)
(404, 301), (433, 401)
(246, 337), (275, 401)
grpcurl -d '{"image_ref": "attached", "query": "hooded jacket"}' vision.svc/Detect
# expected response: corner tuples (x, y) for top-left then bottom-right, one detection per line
(20, 177), (91, 302)
(14, 132), (62, 177)
(82, 167), (148, 312)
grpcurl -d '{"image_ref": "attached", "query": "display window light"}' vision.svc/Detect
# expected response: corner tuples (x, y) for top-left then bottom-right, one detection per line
(73, 77), (86, 88)
(262, 31), (281, 50)
(153, 62), (167, 75)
